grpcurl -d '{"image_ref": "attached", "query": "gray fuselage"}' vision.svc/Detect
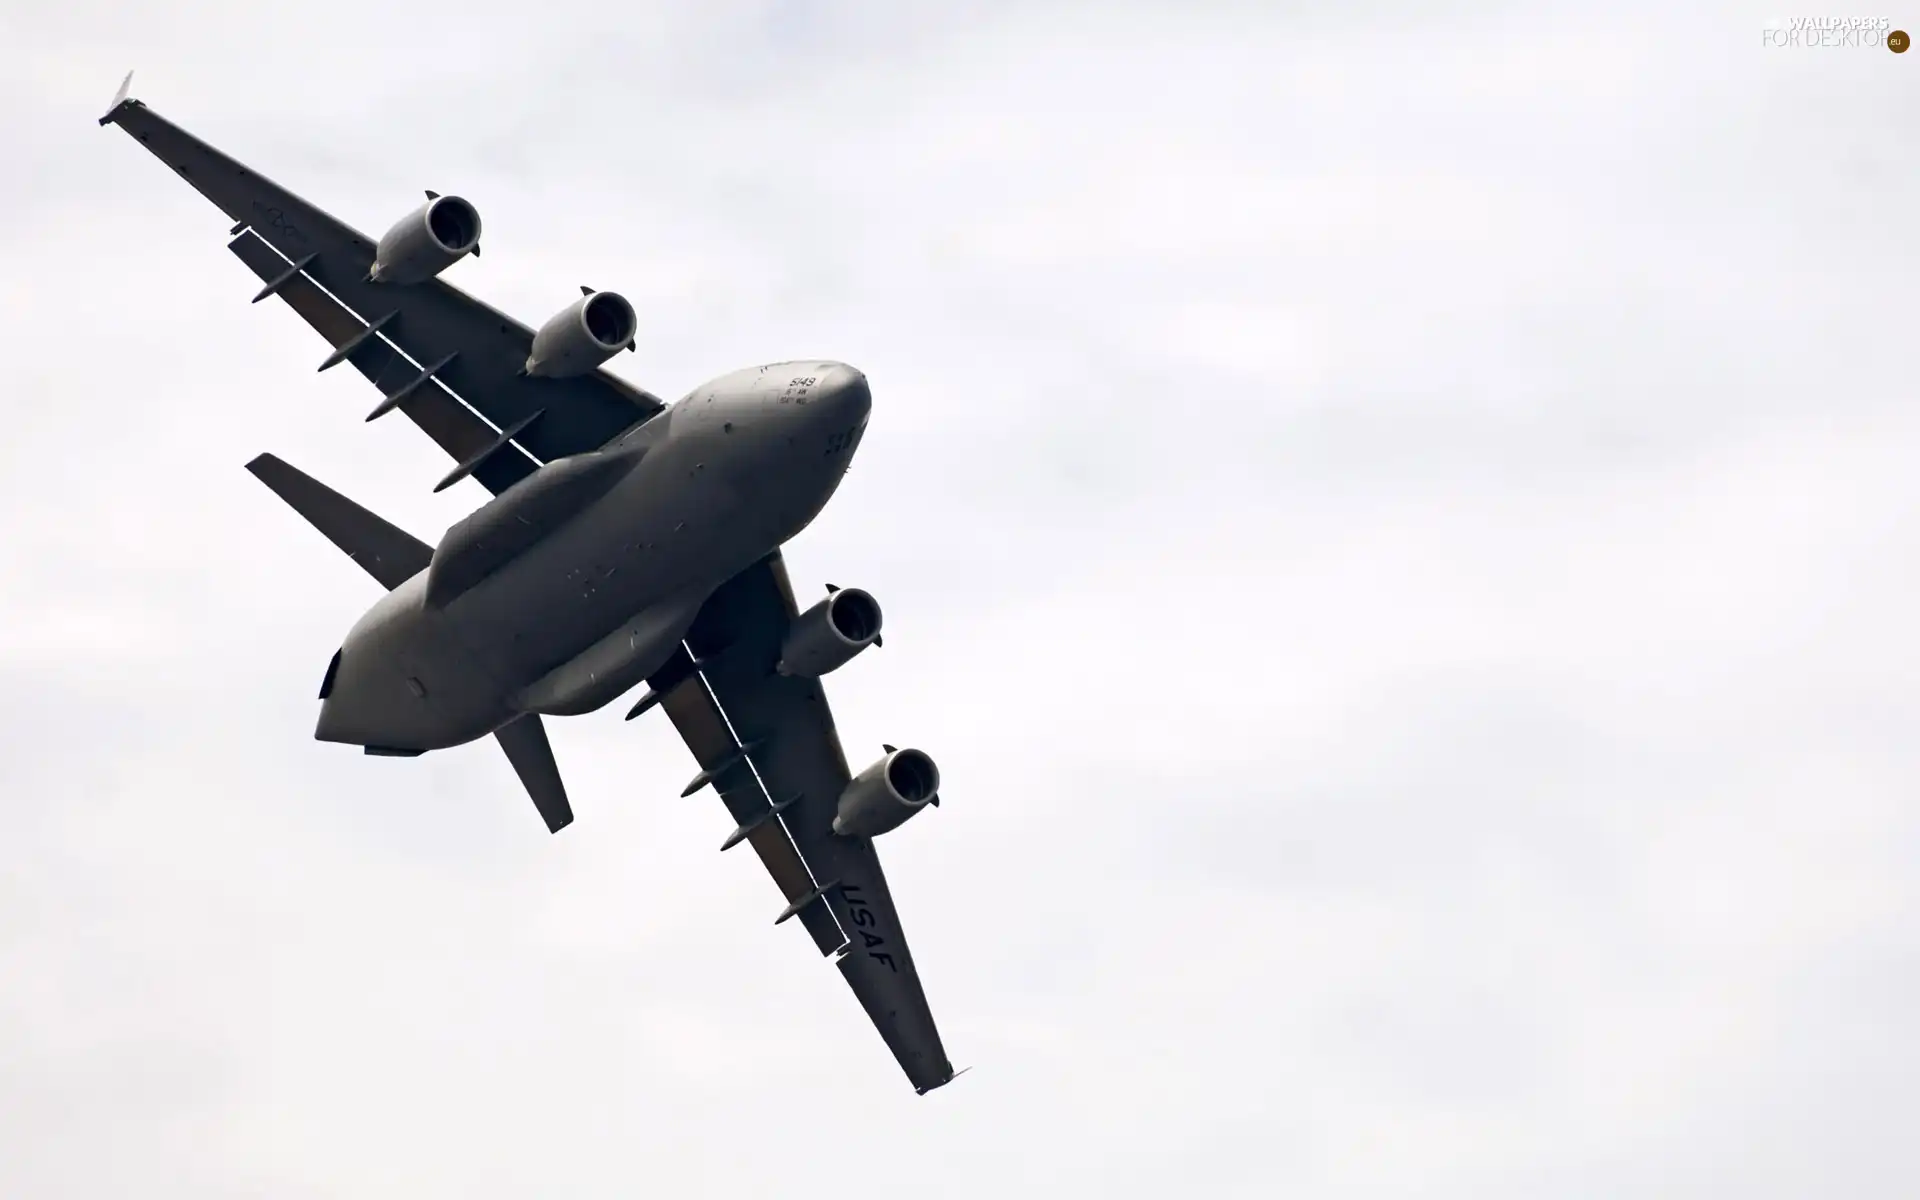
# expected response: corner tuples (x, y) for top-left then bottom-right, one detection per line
(315, 360), (872, 751)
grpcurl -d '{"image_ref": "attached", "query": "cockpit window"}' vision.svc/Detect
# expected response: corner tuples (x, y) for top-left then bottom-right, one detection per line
(318, 649), (342, 700)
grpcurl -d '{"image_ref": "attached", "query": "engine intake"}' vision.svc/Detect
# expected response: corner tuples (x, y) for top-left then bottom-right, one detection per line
(778, 587), (882, 677)
(833, 747), (940, 839)
(525, 290), (637, 378)
(369, 195), (482, 284)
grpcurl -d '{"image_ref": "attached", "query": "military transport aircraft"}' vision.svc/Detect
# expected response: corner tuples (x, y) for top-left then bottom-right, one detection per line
(99, 74), (959, 1095)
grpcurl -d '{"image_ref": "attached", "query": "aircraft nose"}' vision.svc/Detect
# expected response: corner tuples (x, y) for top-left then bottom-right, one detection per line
(811, 364), (871, 427)
(741, 363), (871, 471)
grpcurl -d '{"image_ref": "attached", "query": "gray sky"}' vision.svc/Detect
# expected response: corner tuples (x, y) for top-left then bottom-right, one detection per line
(2, 2), (1916, 1196)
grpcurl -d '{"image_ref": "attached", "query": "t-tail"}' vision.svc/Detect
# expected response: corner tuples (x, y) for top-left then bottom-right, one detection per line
(243, 453), (575, 832)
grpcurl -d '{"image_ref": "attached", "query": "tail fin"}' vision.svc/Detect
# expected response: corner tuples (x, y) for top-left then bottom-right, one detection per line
(247, 454), (568, 832)
(494, 715), (574, 833)
(245, 453), (431, 590)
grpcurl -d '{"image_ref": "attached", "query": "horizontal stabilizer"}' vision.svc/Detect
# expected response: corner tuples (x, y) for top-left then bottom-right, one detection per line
(494, 715), (573, 833)
(245, 454), (431, 590)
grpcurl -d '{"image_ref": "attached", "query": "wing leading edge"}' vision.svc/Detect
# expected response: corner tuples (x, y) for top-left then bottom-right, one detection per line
(99, 83), (665, 482)
(671, 553), (957, 1094)
(105, 79), (954, 1089)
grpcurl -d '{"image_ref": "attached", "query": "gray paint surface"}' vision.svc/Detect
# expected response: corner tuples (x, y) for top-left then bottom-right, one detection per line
(99, 86), (952, 1095)
(308, 361), (869, 751)
(3, 3), (1916, 1195)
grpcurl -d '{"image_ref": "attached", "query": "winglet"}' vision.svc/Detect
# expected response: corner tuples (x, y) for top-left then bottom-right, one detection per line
(915, 1066), (972, 1096)
(97, 71), (134, 126)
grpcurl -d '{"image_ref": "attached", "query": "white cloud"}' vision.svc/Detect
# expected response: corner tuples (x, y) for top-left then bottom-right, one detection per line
(1, 1), (1914, 1197)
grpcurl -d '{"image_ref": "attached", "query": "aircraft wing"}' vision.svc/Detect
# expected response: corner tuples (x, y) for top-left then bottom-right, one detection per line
(658, 552), (957, 1094)
(99, 82), (664, 493)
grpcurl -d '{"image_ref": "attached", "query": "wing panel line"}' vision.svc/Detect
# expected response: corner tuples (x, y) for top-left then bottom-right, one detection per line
(227, 230), (537, 495)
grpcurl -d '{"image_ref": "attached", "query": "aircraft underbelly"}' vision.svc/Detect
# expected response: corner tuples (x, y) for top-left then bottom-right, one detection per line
(442, 460), (769, 699)
(508, 586), (708, 716)
(320, 430), (791, 750)
(317, 576), (516, 751)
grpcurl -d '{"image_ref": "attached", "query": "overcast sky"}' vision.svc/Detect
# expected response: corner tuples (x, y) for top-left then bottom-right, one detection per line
(1, 2), (1915, 1196)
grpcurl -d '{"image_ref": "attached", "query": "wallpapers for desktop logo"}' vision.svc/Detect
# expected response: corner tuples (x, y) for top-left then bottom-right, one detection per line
(1761, 17), (1908, 50)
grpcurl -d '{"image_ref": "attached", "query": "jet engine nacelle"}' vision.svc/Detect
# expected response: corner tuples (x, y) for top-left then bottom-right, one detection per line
(525, 290), (637, 378)
(777, 587), (882, 677)
(833, 747), (940, 839)
(369, 195), (482, 284)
